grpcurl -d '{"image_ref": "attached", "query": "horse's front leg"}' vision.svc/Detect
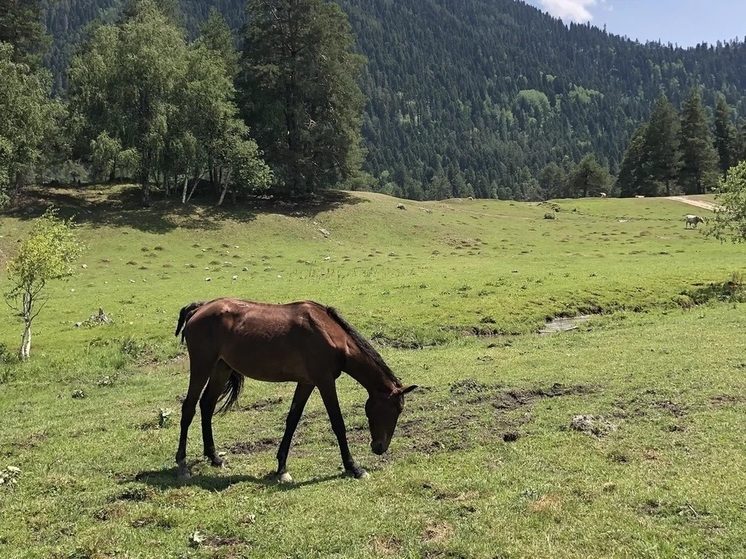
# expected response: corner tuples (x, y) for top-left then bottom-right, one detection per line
(318, 380), (368, 479)
(275, 383), (314, 483)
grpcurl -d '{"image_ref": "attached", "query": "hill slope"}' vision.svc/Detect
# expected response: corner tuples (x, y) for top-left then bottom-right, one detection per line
(41, 0), (746, 198)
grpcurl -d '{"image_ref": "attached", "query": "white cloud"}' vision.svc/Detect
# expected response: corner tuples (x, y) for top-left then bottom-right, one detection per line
(539, 0), (598, 23)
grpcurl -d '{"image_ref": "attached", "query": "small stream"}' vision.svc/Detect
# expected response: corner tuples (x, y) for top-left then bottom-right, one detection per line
(539, 315), (592, 335)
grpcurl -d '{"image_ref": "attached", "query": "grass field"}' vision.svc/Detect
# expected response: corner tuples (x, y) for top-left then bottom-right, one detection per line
(0, 186), (743, 558)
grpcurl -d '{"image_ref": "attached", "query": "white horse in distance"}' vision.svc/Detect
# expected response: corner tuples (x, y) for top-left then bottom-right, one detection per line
(684, 214), (705, 229)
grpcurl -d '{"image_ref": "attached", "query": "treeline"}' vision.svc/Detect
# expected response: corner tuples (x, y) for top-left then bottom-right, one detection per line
(616, 91), (743, 197)
(7, 0), (746, 203)
(1, 0), (365, 206)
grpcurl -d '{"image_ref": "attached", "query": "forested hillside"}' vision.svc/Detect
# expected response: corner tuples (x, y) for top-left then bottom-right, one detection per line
(40, 0), (746, 199)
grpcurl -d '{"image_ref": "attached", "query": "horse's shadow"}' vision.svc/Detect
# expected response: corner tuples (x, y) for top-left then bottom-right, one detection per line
(132, 466), (344, 492)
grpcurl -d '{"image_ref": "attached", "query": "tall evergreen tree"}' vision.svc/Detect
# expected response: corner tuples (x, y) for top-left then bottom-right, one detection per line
(679, 89), (720, 195)
(0, 0), (47, 67)
(644, 95), (681, 196)
(196, 9), (238, 77)
(713, 95), (738, 175)
(239, 0), (365, 195)
(618, 124), (649, 197)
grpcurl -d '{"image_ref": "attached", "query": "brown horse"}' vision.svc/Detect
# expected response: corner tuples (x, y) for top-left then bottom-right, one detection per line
(173, 298), (416, 481)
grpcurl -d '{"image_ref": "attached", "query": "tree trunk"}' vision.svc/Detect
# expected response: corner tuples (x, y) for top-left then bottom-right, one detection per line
(141, 165), (151, 207)
(19, 291), (32, 361)
(20, 321), (31, 361)
(217, 184), (228, 206)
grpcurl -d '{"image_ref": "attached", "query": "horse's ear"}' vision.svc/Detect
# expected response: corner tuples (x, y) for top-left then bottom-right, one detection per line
(400, 385), (418, 395)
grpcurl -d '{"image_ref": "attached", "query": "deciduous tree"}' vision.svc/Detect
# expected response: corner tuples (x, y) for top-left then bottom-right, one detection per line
(5, 210), (83, 360)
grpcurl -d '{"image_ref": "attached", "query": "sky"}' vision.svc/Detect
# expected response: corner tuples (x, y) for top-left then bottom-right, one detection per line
(526, 0), (746, 47)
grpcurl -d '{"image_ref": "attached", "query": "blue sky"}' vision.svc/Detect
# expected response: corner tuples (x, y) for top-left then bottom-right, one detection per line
(526, 0), (746, 47)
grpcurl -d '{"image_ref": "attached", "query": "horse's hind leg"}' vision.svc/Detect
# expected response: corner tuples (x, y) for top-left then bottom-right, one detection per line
(200, 360), (233, 467)
(276, 383), (314, 483)
(176, 357), (213, 479)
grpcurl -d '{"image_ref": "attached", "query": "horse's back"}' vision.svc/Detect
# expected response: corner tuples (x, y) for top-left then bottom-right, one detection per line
(183, 298), (346, 382)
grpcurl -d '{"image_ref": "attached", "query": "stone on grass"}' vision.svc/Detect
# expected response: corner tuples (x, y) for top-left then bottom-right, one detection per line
(571, 415), (617, 437)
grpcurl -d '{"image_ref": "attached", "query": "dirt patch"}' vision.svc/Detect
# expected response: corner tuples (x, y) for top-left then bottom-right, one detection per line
(370, 535), (403, 556)
(710, 394), (745, 407)
(422, 521), (454, 544)
(114, 486), (152, 502)
(229, 437), (277, 454)
(449, 378), (492, 395)
(654, 400), (687, 417)
(528, 494), (562, 513)
(242, 396), (284, 411)
(371, 333), (426, 349)
(493, 383), (591, 410)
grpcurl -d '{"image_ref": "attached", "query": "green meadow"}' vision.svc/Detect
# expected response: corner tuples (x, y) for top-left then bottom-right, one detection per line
(0, 186), (743, 558)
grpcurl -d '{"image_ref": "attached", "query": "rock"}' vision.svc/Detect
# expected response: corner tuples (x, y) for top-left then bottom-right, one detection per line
(232, 275), (238, 280)
(205, 277), (211, 282)
(319, 228), (330, 237)
(71, 389), (86, 399)
(188, 530), (206, 547)
(81, 264), (88, 269)
(397, 203), (406, 210)
(571, 415), (617, 437)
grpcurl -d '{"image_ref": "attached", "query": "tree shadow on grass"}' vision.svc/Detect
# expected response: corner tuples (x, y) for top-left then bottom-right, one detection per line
(5, 184), (366, 234)
(132, 466), (344, 492)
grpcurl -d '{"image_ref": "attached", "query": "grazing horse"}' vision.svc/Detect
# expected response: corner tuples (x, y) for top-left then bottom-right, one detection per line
(173, 298), (416, 482)
(684, 214), (705, 229)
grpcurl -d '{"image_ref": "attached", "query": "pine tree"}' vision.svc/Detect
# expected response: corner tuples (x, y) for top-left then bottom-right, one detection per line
(644, 95), (681, 196)
(617, 124), (649, 197)
(239, 0), (365, 195)
(679, 89), (720, 195)
(0, 0), (48, 67)
(713, 95), (738, 175)
(196, 9), (238, 78)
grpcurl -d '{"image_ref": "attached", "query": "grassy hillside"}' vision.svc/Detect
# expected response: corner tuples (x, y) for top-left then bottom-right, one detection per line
(0, 188), (744, 558)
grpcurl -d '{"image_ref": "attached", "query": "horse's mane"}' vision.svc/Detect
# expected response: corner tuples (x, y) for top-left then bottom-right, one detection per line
(325, 306), (401, 386)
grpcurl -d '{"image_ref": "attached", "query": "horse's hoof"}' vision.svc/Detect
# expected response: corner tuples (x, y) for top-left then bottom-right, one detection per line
(177, 467), (191, 481)
(350, 467), (369, 480)
(278, 472), (293, 484)
(209, 457), (225, 468)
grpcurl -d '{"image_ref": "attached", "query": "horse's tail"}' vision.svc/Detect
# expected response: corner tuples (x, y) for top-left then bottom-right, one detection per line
(325, 306), (400, 385)
(216, 370), (244, 414)
(174, 301), (205, 342)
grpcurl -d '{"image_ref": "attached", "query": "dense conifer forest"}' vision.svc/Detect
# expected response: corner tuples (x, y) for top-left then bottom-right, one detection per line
(25, 0), (746, 199)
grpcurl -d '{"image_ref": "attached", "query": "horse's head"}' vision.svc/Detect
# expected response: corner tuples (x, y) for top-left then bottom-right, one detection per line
(365, 385), (417, 454)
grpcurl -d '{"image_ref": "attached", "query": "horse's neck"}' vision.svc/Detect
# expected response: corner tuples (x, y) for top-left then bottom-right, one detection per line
(345, 355), (398, 395)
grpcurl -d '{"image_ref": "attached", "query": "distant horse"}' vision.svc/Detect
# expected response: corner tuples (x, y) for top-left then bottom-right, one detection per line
(684, 214), (705, 229)
(174, 298), (416, 482)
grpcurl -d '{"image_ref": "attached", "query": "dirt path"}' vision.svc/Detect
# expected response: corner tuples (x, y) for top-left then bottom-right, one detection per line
(666, 196), (721, 212)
